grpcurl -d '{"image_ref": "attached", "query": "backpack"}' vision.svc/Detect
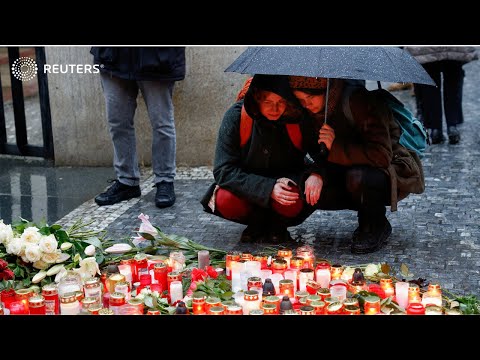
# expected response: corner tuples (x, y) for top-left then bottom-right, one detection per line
(343, 88), (428, 158)
(236, 77), (303, 151)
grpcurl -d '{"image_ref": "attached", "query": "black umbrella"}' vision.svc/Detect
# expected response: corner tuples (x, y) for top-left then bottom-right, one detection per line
(225, 46), (435, 157)
(225, 46), (435, 86)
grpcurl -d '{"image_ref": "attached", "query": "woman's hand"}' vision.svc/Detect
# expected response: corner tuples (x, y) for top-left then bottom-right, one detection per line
(271, 178), (299, 205)
(304, 173), (323, 206)
(318, 124), (336, 150)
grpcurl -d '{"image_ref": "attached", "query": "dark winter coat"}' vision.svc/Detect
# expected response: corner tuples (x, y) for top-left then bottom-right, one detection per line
(326, 87), (425, 211)
(405, 47), (478, 65)
(201, 75), (323, 211)
(90, 47), (185, 81)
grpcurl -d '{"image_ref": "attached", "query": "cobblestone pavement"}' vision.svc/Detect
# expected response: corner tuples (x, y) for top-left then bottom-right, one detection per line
(58, 59), (480, 297)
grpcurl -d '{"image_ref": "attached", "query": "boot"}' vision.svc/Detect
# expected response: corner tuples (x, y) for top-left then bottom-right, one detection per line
(240, 208), (269, 243)
(267, 215), (295, 244)
(351, 208), (392, 254)
(447, 126), (460, 145)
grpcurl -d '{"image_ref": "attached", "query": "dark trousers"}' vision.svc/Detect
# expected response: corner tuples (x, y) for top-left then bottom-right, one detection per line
(415, 60), (465, 131)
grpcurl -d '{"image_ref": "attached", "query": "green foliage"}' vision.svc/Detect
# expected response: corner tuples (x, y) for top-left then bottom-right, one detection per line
(454, 295), (480, 315)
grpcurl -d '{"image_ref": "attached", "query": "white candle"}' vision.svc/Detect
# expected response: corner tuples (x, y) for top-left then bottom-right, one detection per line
(60, 300), (80, 315)
(198, 250), (210, 270)
(395, 281), (409, 309)
(260, 269), (273, 283)
(169, 281), (183, 304)
(231, 261), (246, 293)
(269, 273), (284, 295)
(117, 264), (133, 286)
(330, 284), (347, 301)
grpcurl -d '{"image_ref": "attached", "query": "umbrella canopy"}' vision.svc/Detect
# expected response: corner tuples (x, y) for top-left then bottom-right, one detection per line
(225, 46), (436, 86)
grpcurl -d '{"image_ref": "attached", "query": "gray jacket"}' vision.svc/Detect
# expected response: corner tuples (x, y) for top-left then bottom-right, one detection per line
(405, 46), (478, 64)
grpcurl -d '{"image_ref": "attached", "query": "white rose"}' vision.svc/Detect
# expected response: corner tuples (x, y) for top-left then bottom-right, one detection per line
(6, 237), (24, 255)
(21, 227), (41, 244)
(365, 263), (381, 277)
(60, 242), (72, 251)
(24, 244), (42, 263)
(152, 291), (160, 298)
(135, 293), (145, 300)
(0, 222), (14, 245)
(42, 251), (59, 264)
(39, 234), (58, 253)
(341, 267), (355, 282)
(84, 245), (96, 256)
(78, 257), (101, 277)
(33, 259), (49, 270)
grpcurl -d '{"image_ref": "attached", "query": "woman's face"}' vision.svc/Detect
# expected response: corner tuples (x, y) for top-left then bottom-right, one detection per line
(293, 90), (325, 114)
(257, 91), (288, 120)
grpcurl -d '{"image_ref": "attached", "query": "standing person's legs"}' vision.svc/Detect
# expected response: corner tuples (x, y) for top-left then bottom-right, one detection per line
(442, 60), (465, 144)
(420, 62), (445, 144)
(101, 73), (141, 185)
(95, 73), (141, 206)
(139, 80), (177, 208)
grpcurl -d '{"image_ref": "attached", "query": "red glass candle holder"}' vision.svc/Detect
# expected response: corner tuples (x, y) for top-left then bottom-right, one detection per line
(153, 262), (168, 293)
(192, 293), (206, 315)
(330, 264), (344, 280)
(28, 295), (46, 315)
(9, 300), (29, 315)
(407, 302), (425, 315)
(310, 300), (326, 315)
(226, 304), (243, 315)
(364, 296), (381, 315)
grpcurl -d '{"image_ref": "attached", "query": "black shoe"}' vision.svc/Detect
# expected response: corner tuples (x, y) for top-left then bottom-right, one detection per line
(430, 129), (445, 144)
(155, 181), (176, 208)
(351, 217), (392, 254)
(240, 225), (266, 243)
(268, 226), (295, 244)
(447, 126), (460, 145)
(94, 180), (141, 206)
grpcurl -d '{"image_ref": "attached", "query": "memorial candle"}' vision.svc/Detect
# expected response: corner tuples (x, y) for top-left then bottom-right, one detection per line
(169, 280), (183, 304)
(364, 296), (381, 315)
(380, 278), (395, 298)
(395, 281), (410, 309)
(198, 250), (210, 270)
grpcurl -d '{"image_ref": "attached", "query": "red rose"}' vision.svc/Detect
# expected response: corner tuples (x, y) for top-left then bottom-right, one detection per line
(205, 266), (218, 279)
(368, 283), (386, 299)
(191, 268), (208, 282)
(0, 259), (8, 270)
(2, 268), (14, 280)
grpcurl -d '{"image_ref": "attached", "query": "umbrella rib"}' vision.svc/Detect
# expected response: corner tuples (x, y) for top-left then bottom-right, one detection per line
(239, 47), (263, 73)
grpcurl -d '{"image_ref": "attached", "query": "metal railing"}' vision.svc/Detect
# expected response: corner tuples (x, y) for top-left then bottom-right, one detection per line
(0, 47), (54, 160)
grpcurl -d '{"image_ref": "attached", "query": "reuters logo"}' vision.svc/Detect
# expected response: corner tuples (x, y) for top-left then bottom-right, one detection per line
(11, 57), (38, 82)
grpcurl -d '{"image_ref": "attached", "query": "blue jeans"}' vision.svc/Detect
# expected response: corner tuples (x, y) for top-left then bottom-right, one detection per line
(100, 73), (176, 186)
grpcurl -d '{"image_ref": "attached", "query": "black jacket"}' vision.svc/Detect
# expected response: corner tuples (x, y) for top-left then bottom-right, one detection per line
(90, 47), (185, 81)
(201, 75), (324, 210)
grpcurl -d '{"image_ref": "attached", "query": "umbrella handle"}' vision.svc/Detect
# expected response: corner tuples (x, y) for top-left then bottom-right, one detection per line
(318, 142), (329, 158)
